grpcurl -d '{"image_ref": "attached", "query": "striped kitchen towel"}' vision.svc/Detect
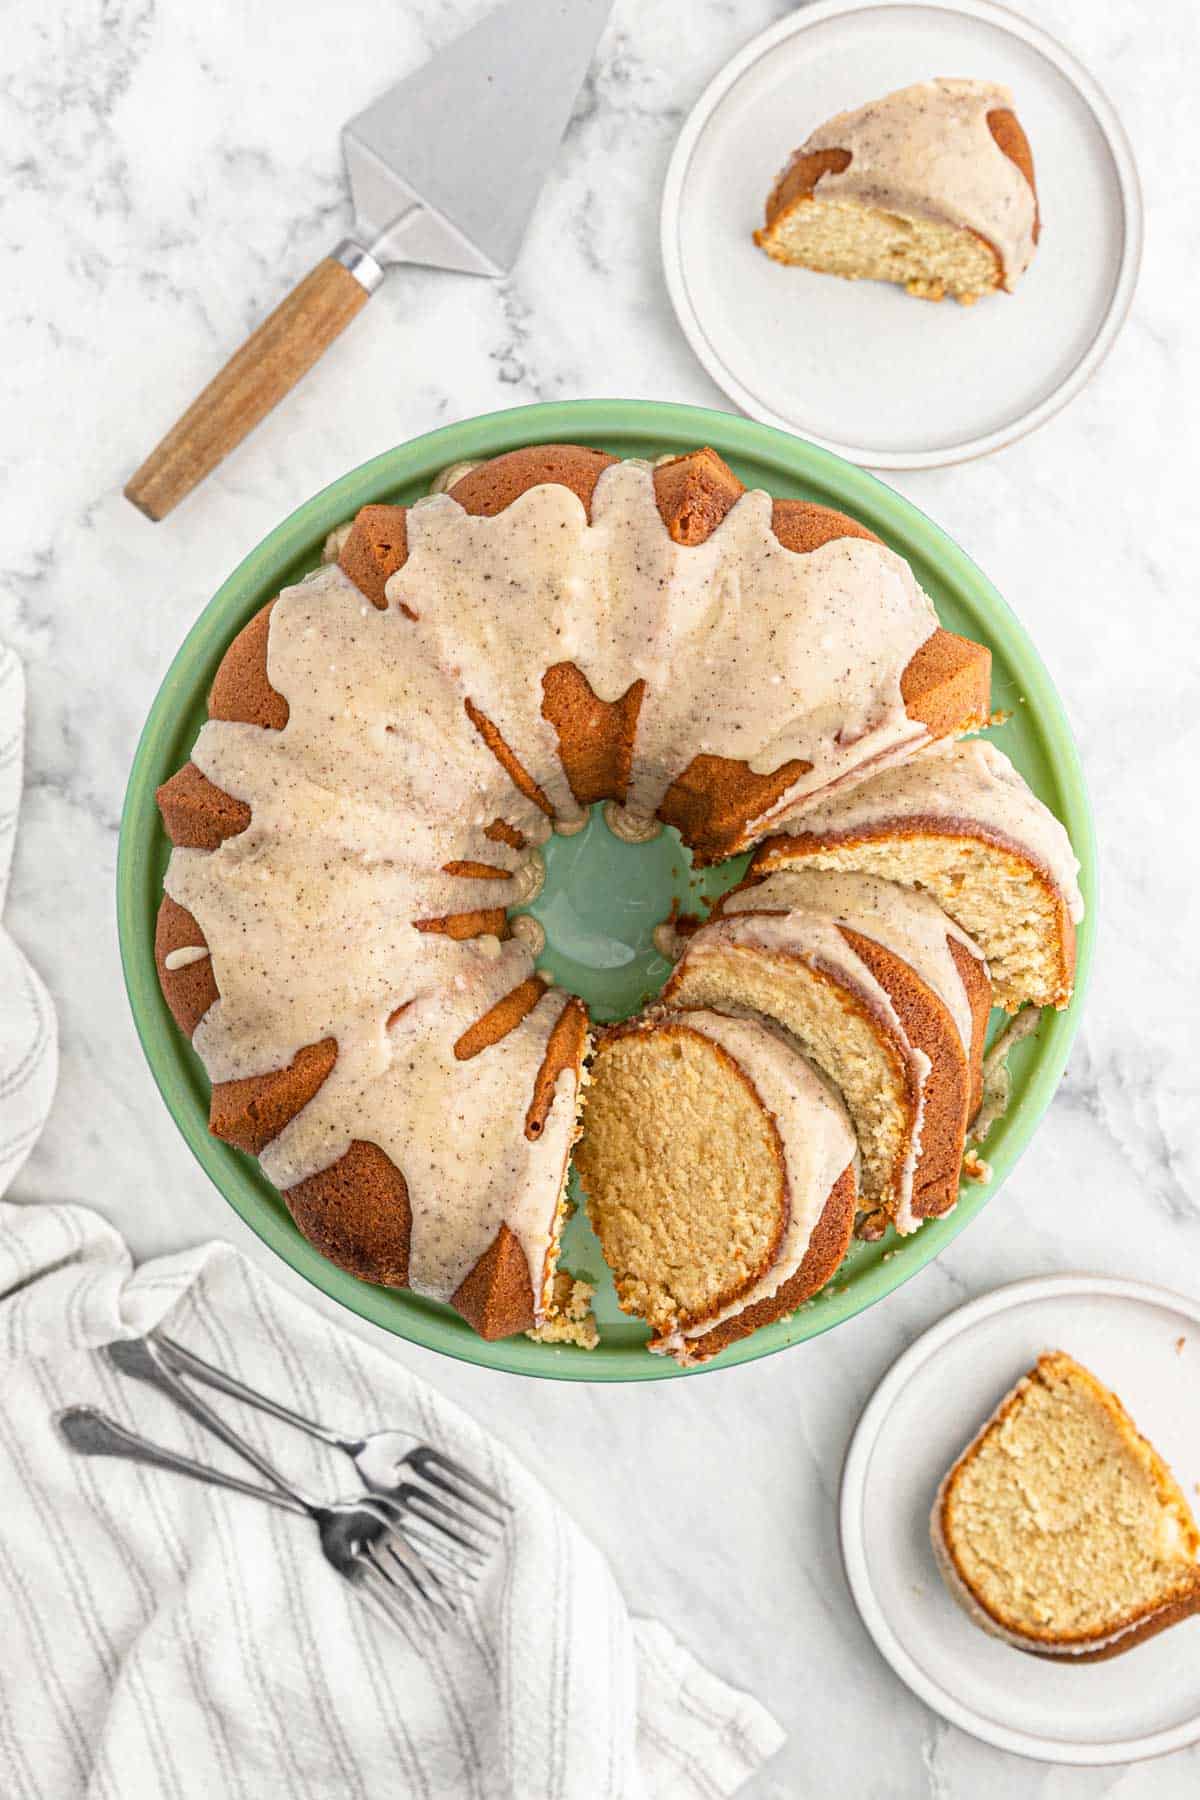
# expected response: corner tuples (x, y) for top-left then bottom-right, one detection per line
(0, 645), (57, 1195)
(0, 643), (784, 1799)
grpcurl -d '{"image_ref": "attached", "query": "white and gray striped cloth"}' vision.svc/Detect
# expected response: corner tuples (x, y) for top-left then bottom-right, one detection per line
(0, 646), (56, 1196)
(0, 642), (785, 1799)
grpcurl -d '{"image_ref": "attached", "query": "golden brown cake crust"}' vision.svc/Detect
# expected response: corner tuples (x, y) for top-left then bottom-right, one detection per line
(208, 1039), (338, 1156)
(948, 934), (990, 1118)
(336, 505), (408, 611)
(284, 1145), (545, 1338)
(987, 109), (1040, 243)
(155, 895), (217, 1037)
(285, 1140), (412, 1288)
(839, 925), (980, 1220)
(450, 1221), (537, 1340)
(674, 1164), (856, 1363)
(758, 147), (853, 239)
(157, 763), (250, 850)
(526, 996), (589, 1141)
(207, 601), (288, 730)
(937, 1353), (1200, 1656)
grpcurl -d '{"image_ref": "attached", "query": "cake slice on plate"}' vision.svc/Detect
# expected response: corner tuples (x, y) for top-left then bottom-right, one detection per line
(933, 1351), (1200, 1659)
(755, 79), (1039, 305)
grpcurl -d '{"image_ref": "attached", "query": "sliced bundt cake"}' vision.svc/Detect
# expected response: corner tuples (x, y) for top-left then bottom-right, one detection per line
(755, 79), (1039, 305)
(934, 1352), (1200, 1658)
(153, 442), (997, 1342)
(575, 1009), (857, 1364)
(663, 869), (990, 1233)
(752, 737), (1082, 1011)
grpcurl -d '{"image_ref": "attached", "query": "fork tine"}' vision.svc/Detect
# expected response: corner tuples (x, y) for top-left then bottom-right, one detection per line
(355, 1499), (468, 1601)
(394, 1520), (486, 1582)
(395, 1484), (501, 1555)
(350, 1556), (420, 1643)
(382, 1530), (461, 1615)
(397, 1477), (503, 1533)
(369, 1540), (455, 1629)
(380, 1541), (459, 1620)
(408, 1447), (510, 1519)
(408, 1444), (511, 1511)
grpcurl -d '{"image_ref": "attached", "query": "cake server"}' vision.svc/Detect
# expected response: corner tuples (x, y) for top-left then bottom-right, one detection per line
(125, 0), (614, 521)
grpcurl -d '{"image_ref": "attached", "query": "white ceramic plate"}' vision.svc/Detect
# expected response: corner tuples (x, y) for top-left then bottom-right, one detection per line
(661, 0), (1142, 468)
(839, 1275), (1200, 1764)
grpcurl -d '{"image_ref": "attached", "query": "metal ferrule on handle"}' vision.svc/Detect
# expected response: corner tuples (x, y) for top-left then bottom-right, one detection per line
(332, 238), (386, 294)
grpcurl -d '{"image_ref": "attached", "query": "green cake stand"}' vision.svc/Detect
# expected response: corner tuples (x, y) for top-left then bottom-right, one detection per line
(118, 399), (1095, 1380)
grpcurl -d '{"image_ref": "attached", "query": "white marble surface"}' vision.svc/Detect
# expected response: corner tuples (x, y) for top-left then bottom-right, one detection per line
(3, 0), (1198, 1791)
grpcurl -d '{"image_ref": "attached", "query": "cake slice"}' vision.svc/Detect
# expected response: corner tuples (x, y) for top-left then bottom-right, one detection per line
(663, 869), (991, 1232)
(752, 737), (1082, 1012)
(933, 1352), (1200, 1659)
(575, 1009), (857, 1364)
(755, 79), (1039, 305)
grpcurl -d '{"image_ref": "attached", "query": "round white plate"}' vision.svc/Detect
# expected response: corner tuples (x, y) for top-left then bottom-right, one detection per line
(661, 0), (1142, 468)
(839, 1275), (1200, 1764)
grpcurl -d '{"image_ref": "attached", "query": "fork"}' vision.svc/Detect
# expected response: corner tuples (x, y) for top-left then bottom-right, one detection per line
(153, 1330), (510, 1543)
(104, 1335), (485, 1590)
(56, 1405), (446, 1640)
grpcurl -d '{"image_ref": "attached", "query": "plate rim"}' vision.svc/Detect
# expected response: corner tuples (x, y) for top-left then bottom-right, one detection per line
(660, 0), (1144, 470)
(838, 1272), (1200, 1764)
(117, 395), (1095, 1381)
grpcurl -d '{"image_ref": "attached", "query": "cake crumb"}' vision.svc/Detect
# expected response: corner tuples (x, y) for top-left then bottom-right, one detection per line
(322, 520), (354, 563)
(526, 1272), (599, 1350)
(963, 1149), (992, 1184)
(1176, 1336), (1187, 1355)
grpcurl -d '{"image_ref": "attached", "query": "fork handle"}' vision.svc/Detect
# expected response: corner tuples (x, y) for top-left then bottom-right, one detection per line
(156, 1333), (348, 1451)
(57, 1407), (308, 1515)
(106, 1336), (312, 1501)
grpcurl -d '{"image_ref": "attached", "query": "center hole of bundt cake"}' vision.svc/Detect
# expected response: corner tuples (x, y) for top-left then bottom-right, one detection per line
(510, 803), (749, 1023)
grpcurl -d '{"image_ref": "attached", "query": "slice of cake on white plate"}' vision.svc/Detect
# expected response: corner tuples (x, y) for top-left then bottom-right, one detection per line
(932, 1351), (1200, 1659)
(755, 79), (1040, 305)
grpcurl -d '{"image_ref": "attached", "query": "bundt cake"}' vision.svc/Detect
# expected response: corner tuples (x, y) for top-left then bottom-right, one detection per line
(151, 438), (1079, 1355)
(933, 1353), (1200, 1659)
(755, 79), (1039, 305)
(662, 870), (991, 1234)
(751, 737), (1083, 1012)
(574, 1009), (857, 1365)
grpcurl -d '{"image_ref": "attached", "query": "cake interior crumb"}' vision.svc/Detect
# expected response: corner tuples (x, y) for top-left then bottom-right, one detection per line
(526, 1271), (599, 1350)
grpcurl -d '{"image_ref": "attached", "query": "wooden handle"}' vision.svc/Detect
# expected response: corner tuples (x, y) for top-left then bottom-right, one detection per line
(125, 256), (372, 521)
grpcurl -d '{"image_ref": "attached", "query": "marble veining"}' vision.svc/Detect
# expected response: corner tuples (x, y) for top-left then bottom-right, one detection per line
(3, 0), (1199, 1791)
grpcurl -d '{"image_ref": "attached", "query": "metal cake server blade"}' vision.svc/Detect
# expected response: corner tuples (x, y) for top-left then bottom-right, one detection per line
(125, 0), (614, 520)
(343, 0), (615, 279)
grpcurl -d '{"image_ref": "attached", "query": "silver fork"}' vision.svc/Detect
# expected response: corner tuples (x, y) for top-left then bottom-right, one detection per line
(57, 1406), (447, 1641)
(152, 1330), (510, 1567)
(104, 1336), (480, 1596)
